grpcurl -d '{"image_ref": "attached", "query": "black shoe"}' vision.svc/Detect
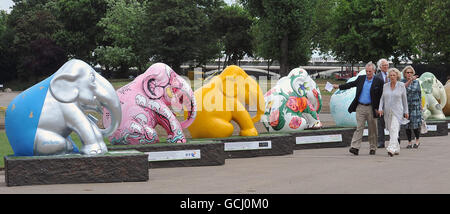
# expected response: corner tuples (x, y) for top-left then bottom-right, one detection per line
(349, 147), (359, 156)
(377, 144), (385, 148)
(413, 143), (420, 149)
(369, 150), (376, 155)
(387, 151), (394, 157)
(406, 144), (412, 149)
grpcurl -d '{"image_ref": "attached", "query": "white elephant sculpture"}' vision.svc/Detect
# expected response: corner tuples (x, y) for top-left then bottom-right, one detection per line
(262, 68), (322, 132)
(442, 80), (450, 116)
(5, 59), (122, 156)
(419, 72), (447, 120)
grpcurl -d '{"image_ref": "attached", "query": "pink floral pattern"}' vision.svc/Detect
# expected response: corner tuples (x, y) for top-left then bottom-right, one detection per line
(286, 96), (307, 113)
(289, 117), (302, 129)
(269, 109), (280, 127)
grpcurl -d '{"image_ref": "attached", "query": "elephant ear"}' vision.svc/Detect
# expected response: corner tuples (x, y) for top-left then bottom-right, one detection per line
(142, 64), (171, 99)
(143, 75), (165, 99)
(50, 70), (80, 103)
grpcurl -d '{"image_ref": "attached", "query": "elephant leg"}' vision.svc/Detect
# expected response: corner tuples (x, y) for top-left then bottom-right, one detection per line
(208, 118), (235, 138)
(164, 120), (186, 143)
(120, 120), (159, 144)
(143, 125), (159, 143)
(155, 113), (185, 143)
(302, 113), (322, 129)
(151, 104), (186, 143)
(232, 102), (258, 136)
(34, 128), (74, 155)
(87, 119), (108, 152)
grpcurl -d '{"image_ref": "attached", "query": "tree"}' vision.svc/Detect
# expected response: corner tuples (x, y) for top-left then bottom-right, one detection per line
(8, 6), (67, 81)
(326, 0), (397, 66)
(387, 0), (450, 65)
(242, 0), (316, 77)
(310, 0), (338, 54)
(0, 11), (17, 83)
(211, 4), (254, 65)
(21, 38), (67, 79)
(95, 0), (148, 77)
(49, 0), (108, 64)
(144, 0), (224, 73)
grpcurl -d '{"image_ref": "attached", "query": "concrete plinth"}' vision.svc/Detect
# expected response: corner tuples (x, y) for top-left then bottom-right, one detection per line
(108, 140), (225, 168)
(209, 133), (294, 159)
(4, 150), (149, 187)
(289, 127), (356, 150)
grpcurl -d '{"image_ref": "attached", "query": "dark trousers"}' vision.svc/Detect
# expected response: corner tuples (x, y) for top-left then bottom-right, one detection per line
(405, 128), (420, 142)
(377, 116), (385, 146)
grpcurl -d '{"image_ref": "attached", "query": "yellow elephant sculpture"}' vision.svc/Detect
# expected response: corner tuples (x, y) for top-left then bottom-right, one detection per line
(443, 80), (450, 116)
(187, 65), (265, 138)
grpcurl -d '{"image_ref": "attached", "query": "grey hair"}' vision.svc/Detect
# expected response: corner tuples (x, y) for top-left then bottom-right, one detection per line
(388, 68), (402, 81)
(365, 61), (376, 71)
(377, 58), (388, 70)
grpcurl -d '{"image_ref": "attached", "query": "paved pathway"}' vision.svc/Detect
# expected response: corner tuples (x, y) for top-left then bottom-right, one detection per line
(1, 134), (449, 194)
(0, 92), (20, 108)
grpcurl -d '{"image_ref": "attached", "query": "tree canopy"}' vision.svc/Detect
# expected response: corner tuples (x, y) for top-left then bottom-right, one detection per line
(0, 0), (449, 87)
(242, 0), (316, 77)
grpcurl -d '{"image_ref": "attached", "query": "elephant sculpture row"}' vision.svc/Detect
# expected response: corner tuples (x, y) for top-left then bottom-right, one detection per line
(4, 61), (268, 156)
(4, 59), (351, 157)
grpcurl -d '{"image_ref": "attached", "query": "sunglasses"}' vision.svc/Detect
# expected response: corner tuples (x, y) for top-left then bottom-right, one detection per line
(406, 71), (413, 74)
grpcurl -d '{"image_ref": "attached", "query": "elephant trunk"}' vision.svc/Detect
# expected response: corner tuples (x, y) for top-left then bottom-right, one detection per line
(179, 82), (197, 129)
(95, 74), (122, 137)
(180, 92), (197, 129)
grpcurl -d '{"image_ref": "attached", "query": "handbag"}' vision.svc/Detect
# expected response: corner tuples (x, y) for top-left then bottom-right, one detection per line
(420, 119), (428, 134)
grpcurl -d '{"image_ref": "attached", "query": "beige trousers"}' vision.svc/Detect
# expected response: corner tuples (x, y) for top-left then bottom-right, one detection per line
(351, 104), (378, 150)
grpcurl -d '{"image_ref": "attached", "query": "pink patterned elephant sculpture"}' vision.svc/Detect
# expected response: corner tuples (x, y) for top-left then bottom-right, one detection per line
(103, 63), (197, 145)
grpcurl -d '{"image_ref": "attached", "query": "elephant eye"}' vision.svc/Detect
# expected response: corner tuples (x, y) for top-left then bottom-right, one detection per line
(89, 72), (96, 84)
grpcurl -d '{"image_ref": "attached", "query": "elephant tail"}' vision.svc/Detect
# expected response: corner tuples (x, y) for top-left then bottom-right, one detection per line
(67, 136), (80, 153)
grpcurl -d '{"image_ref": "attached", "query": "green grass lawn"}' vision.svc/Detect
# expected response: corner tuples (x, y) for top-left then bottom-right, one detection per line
(0, 130), (13, 168)
(108, 79), (132, 90)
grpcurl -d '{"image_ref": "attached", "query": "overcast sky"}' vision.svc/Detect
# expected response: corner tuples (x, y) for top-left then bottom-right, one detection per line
(0, 0), (13, 13)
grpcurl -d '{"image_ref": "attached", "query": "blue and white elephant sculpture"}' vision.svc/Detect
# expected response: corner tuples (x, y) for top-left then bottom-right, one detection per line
(5, 59), (122, 156)
(330, 70), (367, 127)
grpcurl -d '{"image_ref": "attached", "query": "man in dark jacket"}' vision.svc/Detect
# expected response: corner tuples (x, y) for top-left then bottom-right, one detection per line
(333, 62), (384, 155)
(375, 58), (390, 148)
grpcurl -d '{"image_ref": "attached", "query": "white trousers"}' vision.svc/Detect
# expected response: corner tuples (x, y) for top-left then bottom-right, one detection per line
(386, 116), (400, 154)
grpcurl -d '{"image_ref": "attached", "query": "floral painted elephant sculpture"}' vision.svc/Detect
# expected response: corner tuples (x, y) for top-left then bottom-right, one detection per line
(419, 72), (447, 120)
(262, 68), (322, 131)
(103, 63), (196, 145)
(443, 80), (450, 116)
(188, 65), (265, 138)
(329, 70), (366, 127)
(5, 59), (122, 156)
